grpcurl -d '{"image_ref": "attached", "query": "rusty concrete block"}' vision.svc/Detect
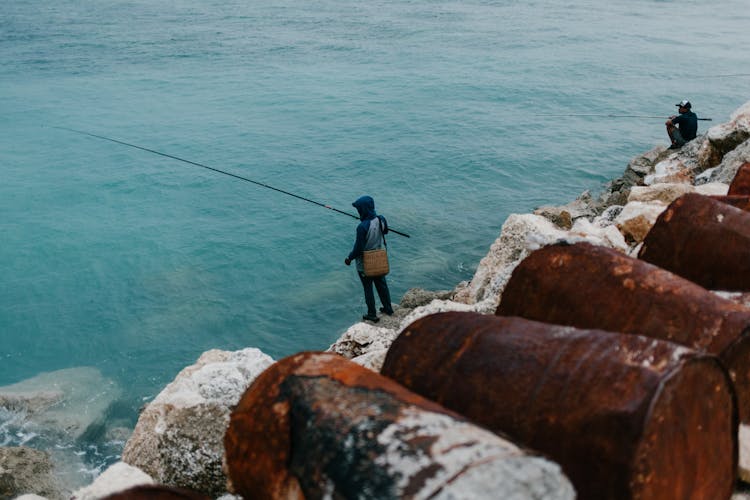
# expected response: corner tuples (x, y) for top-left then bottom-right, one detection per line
(497, 241), (750, 422)
(381, 312), (737, 500)
(711, 195), (750, 211)
(639, 192), (750, 291)
(101, 485), (210, 499)
(224, 352), (575, 500)
(728, 162), (750, 195)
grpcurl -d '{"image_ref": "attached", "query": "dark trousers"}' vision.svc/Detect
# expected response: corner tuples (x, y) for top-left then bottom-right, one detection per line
(358, 271), (393, 316)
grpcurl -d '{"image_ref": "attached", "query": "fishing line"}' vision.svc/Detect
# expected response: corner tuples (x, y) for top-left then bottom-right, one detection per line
(52, 126), (410, 238)
(692, 73), (750, 78)
(534, 114), (713, 120)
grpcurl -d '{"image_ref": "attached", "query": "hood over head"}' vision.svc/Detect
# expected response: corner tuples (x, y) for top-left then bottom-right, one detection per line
(352, 195), (376, 221)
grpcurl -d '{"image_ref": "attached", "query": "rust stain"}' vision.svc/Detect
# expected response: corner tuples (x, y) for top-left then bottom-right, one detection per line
(227, 352), (511, 499)
(728, 162), (750, 195)
(497, 241), (750, 422)
(710, 195), (750, 211)
(382, 312), (737, 500)
(640, 193), (750, 291)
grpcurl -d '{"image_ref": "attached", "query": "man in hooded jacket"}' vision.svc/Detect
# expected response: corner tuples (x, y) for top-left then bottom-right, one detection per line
(344, 195), (394, 322)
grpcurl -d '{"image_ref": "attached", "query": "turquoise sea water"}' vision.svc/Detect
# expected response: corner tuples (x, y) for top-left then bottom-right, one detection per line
(2, 0), (750, 482)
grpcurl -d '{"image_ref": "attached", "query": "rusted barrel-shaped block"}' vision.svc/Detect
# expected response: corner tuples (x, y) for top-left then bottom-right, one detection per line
(638, 192), (750, 290)
(497, 241), (750, 422)
(102, 485), (210, 499)
(225, 351), (575, 500)
(381, 312), (737, 500)
(711, 195), (750, 211)
(728, 162), (750, 195)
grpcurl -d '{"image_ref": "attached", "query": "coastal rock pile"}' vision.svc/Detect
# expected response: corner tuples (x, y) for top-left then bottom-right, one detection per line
(8, 99), (750, 498)
(120, 348), (273, 497)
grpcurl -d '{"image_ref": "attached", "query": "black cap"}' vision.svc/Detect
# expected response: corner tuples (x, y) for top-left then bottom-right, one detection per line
(676, 99), (691, 109)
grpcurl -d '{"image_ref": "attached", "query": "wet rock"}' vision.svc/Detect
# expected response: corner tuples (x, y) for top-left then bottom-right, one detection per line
(122, 348), (274, 498)
(0, 446), (61, 500)
(398, 287), (453, 308)
(225, 352), (575, 500)
(0, 367), (121, 441)
(0, 391), (64, 416)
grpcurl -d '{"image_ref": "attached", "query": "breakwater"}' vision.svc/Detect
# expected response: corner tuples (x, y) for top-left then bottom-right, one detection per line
(3, 99), (750, 499)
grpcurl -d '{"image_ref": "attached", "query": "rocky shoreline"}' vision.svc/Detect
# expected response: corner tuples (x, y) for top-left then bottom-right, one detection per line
(3, 99), (750, 499)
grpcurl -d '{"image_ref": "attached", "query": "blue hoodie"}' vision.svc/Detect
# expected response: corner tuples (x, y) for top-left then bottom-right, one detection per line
(347, 195), (389, 271)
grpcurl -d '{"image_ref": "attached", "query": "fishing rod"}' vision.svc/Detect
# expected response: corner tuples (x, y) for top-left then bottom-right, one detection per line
(535, 114), (713, 120)
(52, 126), (411, 238)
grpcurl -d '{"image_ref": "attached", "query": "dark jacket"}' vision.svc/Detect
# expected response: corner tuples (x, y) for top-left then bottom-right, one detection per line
(347, 196), (389, 271)
(672, 111), (698, 141)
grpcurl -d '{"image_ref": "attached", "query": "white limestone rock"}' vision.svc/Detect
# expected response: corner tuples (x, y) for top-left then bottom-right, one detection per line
(121, 348), (274, 497)
(707, 100), (750, 152)
(453, 214), (567, 305)
(569, 218), (628, 251)
(614, 201), (668, 235)
(71, 462), (154, 500)
(328, 322), (399, 360)
(459, 214), (630, 306)
(328, 322), (401, 371)
(693, 181), (730, 196)
(591, 205), (624, 228)
(454, 211), (634, 307)
(739, 424), (750, 483)
(627, 183), (694, 204)
(644, 156), (694, 185)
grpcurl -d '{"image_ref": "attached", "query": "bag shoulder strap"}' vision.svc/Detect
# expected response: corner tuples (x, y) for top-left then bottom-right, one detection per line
(378, 216), (387, 247)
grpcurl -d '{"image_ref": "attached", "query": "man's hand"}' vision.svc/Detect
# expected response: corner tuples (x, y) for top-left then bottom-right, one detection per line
(344, 258), (351, 266)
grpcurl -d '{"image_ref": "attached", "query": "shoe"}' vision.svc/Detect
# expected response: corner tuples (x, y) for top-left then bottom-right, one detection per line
(362, 314), (379, 323)
(380, 307), (394, 316)
(668, 144), (680, 150)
